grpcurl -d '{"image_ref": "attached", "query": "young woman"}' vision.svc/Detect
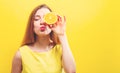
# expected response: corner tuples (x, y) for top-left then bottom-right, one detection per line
(11, 4), (76, 73)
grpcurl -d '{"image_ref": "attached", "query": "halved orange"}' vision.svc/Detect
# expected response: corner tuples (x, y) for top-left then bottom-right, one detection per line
(44, 12), (57, 24)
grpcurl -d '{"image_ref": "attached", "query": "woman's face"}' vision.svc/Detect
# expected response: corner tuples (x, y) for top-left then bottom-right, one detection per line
(33, 8), (51, 36)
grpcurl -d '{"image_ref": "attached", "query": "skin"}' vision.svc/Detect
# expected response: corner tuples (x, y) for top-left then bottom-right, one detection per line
(11, 7), (76, 73)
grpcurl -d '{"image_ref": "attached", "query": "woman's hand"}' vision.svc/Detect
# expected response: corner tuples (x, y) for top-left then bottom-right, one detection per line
(49, 15), (66, 36)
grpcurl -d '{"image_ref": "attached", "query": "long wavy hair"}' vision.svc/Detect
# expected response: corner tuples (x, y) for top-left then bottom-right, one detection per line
(21, 4), (60, 46)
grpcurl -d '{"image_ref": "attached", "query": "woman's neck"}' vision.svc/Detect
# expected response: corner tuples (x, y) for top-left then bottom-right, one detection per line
(34, 35), (52, 49)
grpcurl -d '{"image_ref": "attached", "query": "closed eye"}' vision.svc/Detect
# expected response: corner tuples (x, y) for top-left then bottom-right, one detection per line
(34, 18), (40, 21)
(34, 15), (41, 21)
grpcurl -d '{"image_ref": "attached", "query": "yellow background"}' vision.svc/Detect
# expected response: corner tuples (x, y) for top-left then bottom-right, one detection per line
(0, 0), (120, 73)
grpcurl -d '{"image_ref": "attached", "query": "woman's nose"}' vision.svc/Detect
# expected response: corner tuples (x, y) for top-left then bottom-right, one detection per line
(40, 18), (45, 24)
(40, 18), (47, 25)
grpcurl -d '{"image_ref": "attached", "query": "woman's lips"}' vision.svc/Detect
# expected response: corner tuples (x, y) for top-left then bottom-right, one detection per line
(40, 26), (46, 31)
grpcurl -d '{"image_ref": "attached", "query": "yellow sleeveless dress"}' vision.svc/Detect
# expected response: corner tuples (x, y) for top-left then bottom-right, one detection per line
(19, 45), (65, 73)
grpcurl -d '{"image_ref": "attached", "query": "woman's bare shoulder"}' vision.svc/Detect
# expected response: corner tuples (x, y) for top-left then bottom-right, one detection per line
(13, 50), (21, 61)
(11, 50), (22, 73)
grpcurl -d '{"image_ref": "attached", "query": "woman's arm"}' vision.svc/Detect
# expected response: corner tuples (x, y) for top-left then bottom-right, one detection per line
(11, 51), (22, 73)
(51, 15), (76, 73)
(59, 34), (76, 73)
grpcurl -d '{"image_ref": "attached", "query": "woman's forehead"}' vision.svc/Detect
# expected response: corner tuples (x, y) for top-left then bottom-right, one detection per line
(35, 8), (51, 16)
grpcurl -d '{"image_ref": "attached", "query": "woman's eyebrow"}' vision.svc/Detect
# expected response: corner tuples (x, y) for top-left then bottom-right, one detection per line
(35, 15), (41, 18)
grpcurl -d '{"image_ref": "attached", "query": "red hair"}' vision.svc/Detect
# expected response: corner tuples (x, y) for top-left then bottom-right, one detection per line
(21, 4), (60, 46)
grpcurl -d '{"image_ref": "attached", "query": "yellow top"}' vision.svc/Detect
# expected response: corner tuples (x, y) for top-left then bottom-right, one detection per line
(19, 45), (65, 73)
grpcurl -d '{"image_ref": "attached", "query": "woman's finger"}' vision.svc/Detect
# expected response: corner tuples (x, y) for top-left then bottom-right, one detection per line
(48, 24), (53, 28)
(57, 15), (62, 22)
(64, 16), (66, 22)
